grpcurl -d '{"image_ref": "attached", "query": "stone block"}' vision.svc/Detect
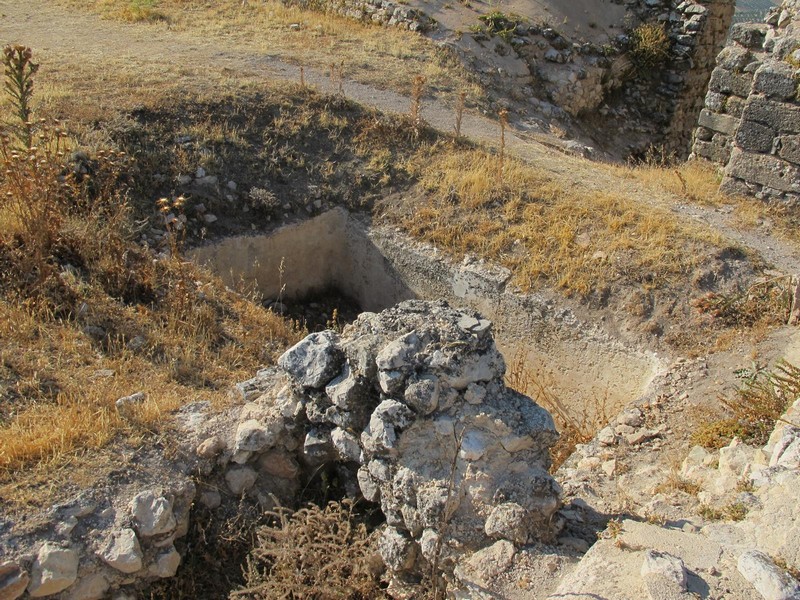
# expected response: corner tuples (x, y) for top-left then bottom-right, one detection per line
(709, 68), (752, 97)
(724, 95), (747, 118)
(778, 135), (800, 165)
(693, 139), (732, 165)
(743, 96), (800, 135)
(735, 119), (775, 153)
(716, 45), (752, 72)
(730, 23), (767, 49)
(725, 148), (800, 194)
(704, 90), (726, 111)
(698, 109), (739, 135)
(695, 126), (713, 141)
(753, 61), (799, 101)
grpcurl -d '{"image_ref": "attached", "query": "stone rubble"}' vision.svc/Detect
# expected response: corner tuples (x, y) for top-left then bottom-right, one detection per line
(209, 299), (562, 592)
(546, 397), (800, 600)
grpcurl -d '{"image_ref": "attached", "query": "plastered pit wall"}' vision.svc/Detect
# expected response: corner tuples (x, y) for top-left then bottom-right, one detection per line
(190, 208), (661, 424)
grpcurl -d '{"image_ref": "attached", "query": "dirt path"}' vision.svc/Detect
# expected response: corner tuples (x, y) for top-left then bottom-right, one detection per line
(1, 0), (798, 274)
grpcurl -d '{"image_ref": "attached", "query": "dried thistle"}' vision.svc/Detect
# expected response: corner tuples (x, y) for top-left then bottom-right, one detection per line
(3, 45), (39, 149)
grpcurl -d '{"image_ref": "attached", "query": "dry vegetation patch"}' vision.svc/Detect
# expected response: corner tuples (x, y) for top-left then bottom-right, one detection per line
(384, 145), (723, 299)
(234, 500), (388, 600)
(692, 360), (800, 449)
(0, 47), (301, 494)
(60, 0), (483, 103)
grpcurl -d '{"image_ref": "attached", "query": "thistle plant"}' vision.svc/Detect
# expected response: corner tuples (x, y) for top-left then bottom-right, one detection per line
(3, 45), (39, 149)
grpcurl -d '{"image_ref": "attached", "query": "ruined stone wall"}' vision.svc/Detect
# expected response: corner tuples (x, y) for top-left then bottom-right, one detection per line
(664, 0), (738, 155)
(284, 0), (433, 31)
(692, 0), (800, 202)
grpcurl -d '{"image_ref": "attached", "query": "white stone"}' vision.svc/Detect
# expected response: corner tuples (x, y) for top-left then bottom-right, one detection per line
(99, 528), (143, 573)
(149, 546), (181, 578)
(27, 543), (79, 597)
(130, 491), (176, 537)
(641, 550), (688, 591)
(278, 331), (343, 389)
(196, 436), (224, 458)
(331, 427), (362, 462)
(464, 382), (487, 405)
(459, 429), (488, 461)
(234, 419), (277, 453)
(597, 426), (617, 446)
(484, 502), (528, 545)
(378, 527), (417, 572)
(376, 332), (421, 371)
(225, 466), (257, 495)
(738, 550), (800, 600)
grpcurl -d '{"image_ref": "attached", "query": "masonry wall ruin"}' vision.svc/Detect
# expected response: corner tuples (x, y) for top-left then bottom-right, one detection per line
(692, 0), (800, 202)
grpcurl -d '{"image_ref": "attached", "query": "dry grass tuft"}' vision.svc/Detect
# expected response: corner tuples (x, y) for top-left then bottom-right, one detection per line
(100, 0), (168, 22)
(629, 23), (670, 70)
(692, 360), (800, 449)
(234, 500), (387, 599)
(506, 349), (610, 472)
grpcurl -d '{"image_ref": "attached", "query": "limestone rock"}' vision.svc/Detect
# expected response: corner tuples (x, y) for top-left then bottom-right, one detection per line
(378, 527), (417, 572)
(0, 562), (29, 600)
(99, 528), (143, 574)
(196, 435), (224, 458)
(455, 540), (516, 587)
(484, 502), (529, 545)
(331, 427), (362, 462)
(225, 466), (257, 495)
(149, 546), (182, 578)
(641, 550), (688, 600)
(27, 543), (79, 597)
(130, 491), (177, 537)
(278, 331), (343, 388)
(737, 550), (800, 600)
(234, 419), (279, 453)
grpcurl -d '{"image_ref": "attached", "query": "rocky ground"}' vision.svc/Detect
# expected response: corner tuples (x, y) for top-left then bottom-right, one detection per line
(1, 1), (799, 599)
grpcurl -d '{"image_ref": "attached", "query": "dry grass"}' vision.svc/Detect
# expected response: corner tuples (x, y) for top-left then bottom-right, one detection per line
(505, 349), (611, 471)
(234, 500), (388, 599)
(613, 158), (800, 252)
(692, 361), (800, 449)
(388, 144), (722, 298)
(613, 159), (725, 205)
(61, 0), (483, 103)
(0, 66), (302, 479)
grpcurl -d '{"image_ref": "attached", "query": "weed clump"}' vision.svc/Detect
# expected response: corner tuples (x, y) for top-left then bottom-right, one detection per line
(234, 500), (387, 599)
(629, 23), (670, 70)
(693, 361), (800, 449)
(692, 277), (795, 328)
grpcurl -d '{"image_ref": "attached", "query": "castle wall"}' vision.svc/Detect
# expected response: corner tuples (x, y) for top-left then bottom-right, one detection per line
(692, 0), (800, 202)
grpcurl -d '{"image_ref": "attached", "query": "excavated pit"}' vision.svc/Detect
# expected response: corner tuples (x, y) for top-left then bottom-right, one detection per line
(190, 208), (662, 431)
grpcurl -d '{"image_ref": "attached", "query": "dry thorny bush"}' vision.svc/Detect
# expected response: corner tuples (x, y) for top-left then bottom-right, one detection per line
(233, 499), (389, 600)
